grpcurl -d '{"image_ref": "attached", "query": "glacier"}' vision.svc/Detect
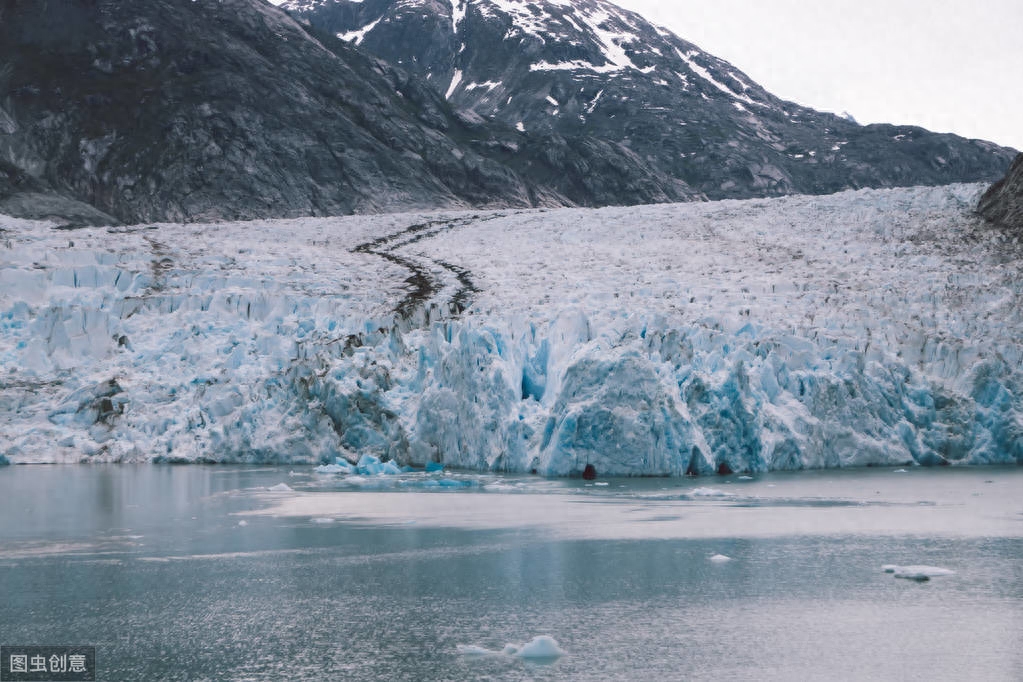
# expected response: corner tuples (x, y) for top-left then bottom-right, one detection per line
(1, 184), (1021, 473)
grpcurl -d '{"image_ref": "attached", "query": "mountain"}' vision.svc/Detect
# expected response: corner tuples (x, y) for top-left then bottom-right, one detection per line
(279, 0), (1017, 201)
(978, 153), (1023, 232)
(0, 0), (626, 225)
(1, 0), (1015, 226)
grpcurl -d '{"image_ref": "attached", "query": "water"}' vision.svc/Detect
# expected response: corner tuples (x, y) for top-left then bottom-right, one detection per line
(1, 465), (1021, 680)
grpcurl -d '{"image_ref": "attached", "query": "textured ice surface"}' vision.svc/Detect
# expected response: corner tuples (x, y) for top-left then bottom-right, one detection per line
(2, 185), (1022, 472)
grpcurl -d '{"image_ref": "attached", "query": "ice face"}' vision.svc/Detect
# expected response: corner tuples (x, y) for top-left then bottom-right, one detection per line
(2, 185), (1021, 472)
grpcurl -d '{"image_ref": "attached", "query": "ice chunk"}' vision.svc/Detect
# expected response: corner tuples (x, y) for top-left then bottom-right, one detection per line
(892, 565), (956, 581)
(458, 636), (565, 661)
(311, 517), (333, 524)
(356, 454), (385, 475)
(425, 461), (445, 472)
(237, 520), (248, 526)
(314, 459), (356, 474)
(515, 636), (566, 660)
(438, 478), (473, 488)
(709, 554), (732, 563)
(689, 487), (731, 497)
(267, 483), (293, 492)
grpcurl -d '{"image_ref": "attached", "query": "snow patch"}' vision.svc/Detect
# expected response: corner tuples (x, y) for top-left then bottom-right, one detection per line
(450, 0), (466, 34)
(675, 48), (760, 107)
(336, 17), (381, 46)
(445, 69), (463, 100)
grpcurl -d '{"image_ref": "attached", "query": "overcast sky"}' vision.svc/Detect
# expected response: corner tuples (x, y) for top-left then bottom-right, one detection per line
(614, 0), (1022, 151)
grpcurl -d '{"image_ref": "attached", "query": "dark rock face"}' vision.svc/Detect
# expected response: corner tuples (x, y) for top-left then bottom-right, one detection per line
(0, 0), (591, 224)
(0, 159), (118, 227)
(978, 153), (1023, 232)
(283, 0), (1017, 201)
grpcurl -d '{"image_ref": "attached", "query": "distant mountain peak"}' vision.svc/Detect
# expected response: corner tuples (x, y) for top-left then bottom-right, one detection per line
(280, 0), (1016, 200)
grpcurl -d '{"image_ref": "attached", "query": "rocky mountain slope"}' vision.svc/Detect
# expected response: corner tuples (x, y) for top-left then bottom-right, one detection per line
(978, 153), (1023, 232)
(2, 0), (654, 225)
(281, 0), (1017, 201)
(1, 0), (1015, 226)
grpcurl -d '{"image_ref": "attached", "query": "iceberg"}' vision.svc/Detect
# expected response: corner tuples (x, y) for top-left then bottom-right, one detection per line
(2, 185), (1021, 474)
(886, 565), (956, 581)
(457, 636), (565, 661)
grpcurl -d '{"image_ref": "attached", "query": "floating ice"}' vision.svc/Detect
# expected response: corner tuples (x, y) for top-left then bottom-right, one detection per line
(515, 636), (566, 659)
(890, 565), (956, 581)
(709, 554), (732, 563)
(267, 483), (293, 492)
(311, 517), (333, 524)
(458, 636), (565, 661)
(315, 457), (357, 474)
(237, 520), (248, 526)
(689, 487), (731, 497)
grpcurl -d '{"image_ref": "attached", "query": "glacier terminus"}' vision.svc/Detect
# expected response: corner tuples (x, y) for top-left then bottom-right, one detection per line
(1, 183), (1021, 474)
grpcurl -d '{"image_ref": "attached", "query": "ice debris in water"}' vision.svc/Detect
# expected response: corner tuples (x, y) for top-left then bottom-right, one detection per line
(311, 517), (333, 524)
(314, 457), (357, 474)
(458, 636), (565, 661)
(709, 554), (732, 563)
(267, 482), (293, 492)
(883, 564), (955, 581)
(355, 454), (401, 476)
(688, 487), (731, 497)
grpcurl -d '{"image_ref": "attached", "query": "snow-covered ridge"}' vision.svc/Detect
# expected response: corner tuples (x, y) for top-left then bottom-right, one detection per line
(2, 185), (1021, 471)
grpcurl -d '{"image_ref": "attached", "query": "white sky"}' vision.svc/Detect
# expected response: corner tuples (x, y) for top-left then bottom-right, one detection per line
(614, 0), (1022, 150)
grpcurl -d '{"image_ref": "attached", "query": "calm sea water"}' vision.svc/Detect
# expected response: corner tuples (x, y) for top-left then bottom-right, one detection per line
(0, 465), (1021, 681)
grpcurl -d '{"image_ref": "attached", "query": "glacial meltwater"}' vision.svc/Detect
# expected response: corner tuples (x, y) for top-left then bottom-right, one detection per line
(1, 465), (1021, 681)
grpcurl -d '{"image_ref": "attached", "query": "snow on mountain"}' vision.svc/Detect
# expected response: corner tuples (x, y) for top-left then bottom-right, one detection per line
(279, 0), (1016, 201)
(3, 185), (1021, 472)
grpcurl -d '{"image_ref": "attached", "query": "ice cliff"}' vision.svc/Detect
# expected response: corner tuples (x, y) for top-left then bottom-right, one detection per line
(2, 184), (1021, 473)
